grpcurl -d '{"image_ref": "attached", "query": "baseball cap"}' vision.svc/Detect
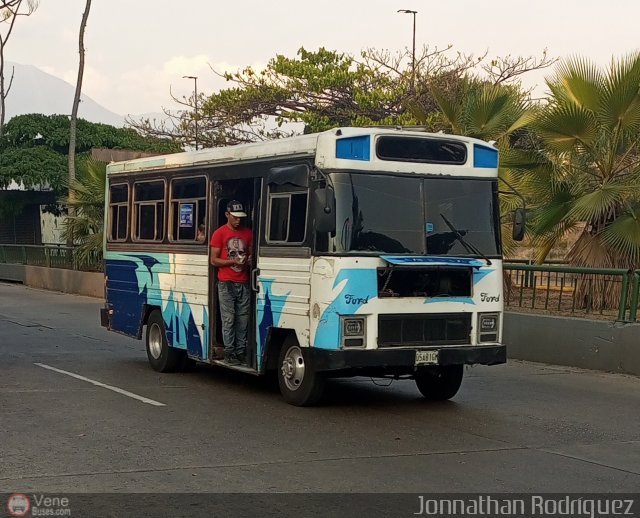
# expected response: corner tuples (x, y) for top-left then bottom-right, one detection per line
(226, 200), (247, 217)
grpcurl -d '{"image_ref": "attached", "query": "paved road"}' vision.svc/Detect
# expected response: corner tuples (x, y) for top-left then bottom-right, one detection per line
(1, 282), (639, 513)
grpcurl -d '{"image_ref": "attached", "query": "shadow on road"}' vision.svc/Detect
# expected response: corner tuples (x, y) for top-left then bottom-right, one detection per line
(160, 361), (465, 410)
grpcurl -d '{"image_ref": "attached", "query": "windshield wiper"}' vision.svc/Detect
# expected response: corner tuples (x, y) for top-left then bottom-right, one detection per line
(439, 213), (492, 266)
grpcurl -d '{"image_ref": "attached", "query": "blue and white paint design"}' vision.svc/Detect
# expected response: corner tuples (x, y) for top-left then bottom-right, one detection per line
(256, 256), (313, 370)
(257, 278), (291, 369)
(314, 268), (377, 350)
(310, 257), (503, 349)
(105, 251), (209, 360)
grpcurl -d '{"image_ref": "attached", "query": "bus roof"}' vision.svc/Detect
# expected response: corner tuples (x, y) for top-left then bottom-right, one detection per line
(106, 127), (496, 176)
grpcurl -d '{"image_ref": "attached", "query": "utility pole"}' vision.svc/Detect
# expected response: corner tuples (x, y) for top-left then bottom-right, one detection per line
(183, 75), (199, 150)
(397, 9), (417, 93)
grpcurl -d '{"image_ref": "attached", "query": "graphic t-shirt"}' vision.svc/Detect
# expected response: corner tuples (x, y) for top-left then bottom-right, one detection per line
(210, 225), (253, 283)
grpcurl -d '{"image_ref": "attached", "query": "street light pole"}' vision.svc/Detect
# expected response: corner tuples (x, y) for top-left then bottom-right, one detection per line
(183, 75), (199, 150)
(397, 9), (417, 92)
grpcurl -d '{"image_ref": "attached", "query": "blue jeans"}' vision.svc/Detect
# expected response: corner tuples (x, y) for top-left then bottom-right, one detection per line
(217, 281), (250, 359)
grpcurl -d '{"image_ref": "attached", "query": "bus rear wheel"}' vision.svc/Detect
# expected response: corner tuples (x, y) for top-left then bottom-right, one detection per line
(278, 343), (325, 406)
(145, 310), (185, 373)
(414, 365), (464, 401)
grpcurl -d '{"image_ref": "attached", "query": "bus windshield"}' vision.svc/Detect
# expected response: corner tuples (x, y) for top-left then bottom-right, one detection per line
(328, 172), (501, 257)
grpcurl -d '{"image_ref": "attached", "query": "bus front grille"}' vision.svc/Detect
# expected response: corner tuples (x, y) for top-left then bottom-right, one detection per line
(377, 313), (471, 347)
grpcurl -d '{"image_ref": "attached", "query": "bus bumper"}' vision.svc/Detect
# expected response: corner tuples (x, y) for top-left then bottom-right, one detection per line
(308, 345), (506, 374)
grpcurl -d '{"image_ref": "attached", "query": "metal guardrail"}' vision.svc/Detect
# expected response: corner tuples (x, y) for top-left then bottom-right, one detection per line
(504, 263), (640, 323)
(0, 244), (103, 272)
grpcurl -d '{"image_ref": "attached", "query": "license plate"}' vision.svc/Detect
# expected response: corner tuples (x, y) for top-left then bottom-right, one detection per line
(415, 350), (439, 365)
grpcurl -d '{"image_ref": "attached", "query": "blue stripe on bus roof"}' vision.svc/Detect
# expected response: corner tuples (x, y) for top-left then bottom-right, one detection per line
(336, 135), (371, 161)
(473, 144), (498, 168)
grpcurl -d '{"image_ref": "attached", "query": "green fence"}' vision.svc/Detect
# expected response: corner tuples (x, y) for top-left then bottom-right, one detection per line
(504, 263), (640, 323)
(0, 244), (103, 272)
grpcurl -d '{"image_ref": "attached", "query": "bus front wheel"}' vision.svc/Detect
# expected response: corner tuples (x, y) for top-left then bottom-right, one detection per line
(277, 343), (325, 406)
(145, 310), (185, 373)
(414, 365), (464, 401)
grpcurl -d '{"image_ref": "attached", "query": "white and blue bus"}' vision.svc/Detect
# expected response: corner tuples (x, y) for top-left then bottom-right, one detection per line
(100, 127), (523, 406)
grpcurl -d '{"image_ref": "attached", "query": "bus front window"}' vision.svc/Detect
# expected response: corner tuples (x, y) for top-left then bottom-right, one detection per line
(320, 172), (501, 257)
(424, 178), (501, 257)
(330, 173), (424, 254)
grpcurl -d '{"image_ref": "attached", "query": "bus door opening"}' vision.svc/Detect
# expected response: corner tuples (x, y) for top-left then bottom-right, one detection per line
(209, 178), (261, 369)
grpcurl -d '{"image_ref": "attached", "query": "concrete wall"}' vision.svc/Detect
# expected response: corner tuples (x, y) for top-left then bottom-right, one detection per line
(0, 264), (25, 282)
(0, 264), (103, 298)
(505, 312), (640, 376)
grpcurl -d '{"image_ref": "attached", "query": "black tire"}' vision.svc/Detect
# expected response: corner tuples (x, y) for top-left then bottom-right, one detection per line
(145, 310), (185, 373)
(277, 342), (325, 406)
(414, 364), (464, 401)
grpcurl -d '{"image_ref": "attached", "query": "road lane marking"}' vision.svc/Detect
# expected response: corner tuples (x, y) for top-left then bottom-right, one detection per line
(34, 363), (166, 407)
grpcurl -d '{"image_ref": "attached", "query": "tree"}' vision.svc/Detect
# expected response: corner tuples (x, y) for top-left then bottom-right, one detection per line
(0, 113), (181, 190)
(130, 46), (556, 149)
(67, 0), (92, 245)
(524, 54), (640, 308)
(59, 157), (105, 267)
(0, 0), (37, 137)
(129, 46), (520, 147)
(130, 47), (411, 147)
(529, 54), (640, 265)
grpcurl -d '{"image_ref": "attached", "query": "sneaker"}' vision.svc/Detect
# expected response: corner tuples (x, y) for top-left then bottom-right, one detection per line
(236, 354), (246, 365)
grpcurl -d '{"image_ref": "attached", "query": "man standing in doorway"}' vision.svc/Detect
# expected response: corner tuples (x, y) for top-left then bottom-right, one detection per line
(210, 200), (253, 365)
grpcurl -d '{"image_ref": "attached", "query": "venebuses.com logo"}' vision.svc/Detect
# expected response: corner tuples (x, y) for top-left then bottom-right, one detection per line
(6, 494), (30, 517)
(5, 493), (71, 517)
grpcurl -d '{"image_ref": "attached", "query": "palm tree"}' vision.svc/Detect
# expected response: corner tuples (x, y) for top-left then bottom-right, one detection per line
(526, 53), (640, 309)
(60, 157), (105, 269)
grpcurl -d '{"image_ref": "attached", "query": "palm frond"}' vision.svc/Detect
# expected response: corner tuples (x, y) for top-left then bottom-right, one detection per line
(536, 103), (598, 152)
(565, 183), (626, 222)
(529, 187), (574, 235)
(463, 87), (511, 139)
(504, 108), (537, 135)
(428, 85), (462, 134)
(499, 147), (549, 172)
(599, 212), (640, 264)
(600, 52), (640, 132)
(546, 56), (603, 111)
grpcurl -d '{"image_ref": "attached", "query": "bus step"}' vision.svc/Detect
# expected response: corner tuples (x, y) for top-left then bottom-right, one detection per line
(210, 359), (259, 375)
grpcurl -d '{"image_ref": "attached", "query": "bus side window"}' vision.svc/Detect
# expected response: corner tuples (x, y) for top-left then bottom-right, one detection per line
(169, 176), (207, 243)
(266, 184), (308, 244)
(108, 183), (129, 242)
(133, 180), (165, 242)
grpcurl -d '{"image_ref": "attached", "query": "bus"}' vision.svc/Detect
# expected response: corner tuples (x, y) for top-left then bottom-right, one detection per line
(100, 127), (524, 406)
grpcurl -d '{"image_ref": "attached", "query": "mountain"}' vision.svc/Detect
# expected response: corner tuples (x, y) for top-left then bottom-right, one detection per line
(3, 62), (125, 127)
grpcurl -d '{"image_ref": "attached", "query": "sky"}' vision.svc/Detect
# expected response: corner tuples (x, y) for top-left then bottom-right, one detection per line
(6, 0), (640, 117)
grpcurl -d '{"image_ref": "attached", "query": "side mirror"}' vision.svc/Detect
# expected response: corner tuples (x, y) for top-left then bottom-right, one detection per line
(512, 208), (526, 241)
(313, 187), (336, 234)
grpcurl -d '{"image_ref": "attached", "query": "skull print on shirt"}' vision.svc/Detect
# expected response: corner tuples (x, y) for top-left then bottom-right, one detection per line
(227, 236), (248, 272)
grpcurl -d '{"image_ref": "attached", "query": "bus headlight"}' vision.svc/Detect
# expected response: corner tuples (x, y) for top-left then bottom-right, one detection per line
(341, 316), (366, 348)
(477, 313), (499, 343)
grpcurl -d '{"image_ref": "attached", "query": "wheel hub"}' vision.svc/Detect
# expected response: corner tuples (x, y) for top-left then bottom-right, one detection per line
(281, 346), (305, 391)
(148, 323), (163, 359)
